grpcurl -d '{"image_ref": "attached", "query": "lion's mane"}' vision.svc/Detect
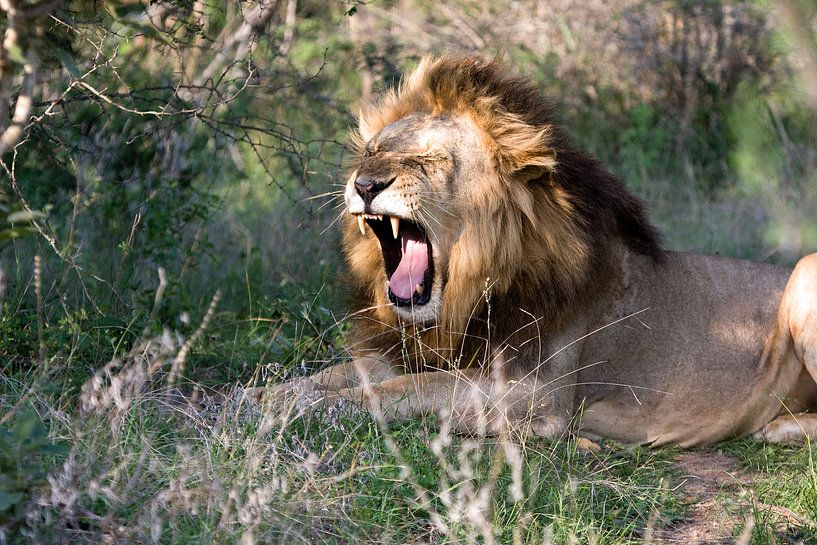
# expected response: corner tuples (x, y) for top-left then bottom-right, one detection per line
(343, 55), (662, 369)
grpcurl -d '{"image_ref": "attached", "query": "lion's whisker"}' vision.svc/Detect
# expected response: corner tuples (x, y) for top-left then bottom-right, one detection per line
(320, 208), (348, 236)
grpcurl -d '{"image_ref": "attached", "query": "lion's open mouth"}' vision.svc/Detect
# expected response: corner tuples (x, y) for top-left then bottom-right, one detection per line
(356, 214), (434, 307)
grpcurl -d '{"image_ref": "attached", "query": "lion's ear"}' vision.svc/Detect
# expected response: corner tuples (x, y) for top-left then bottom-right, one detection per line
(515, 165), (546, 183)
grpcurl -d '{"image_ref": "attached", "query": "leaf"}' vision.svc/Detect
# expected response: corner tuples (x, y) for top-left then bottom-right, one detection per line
(6, 210), (45, 224)
(11, 411), (44, 444)
(0, 227), (34, 242)
(56, 48), (80, 79)
(0, 491), (24, 511)
(91, 316), (126, 329)
(37, 443), (69, 457)
(5, 44), (26, 65)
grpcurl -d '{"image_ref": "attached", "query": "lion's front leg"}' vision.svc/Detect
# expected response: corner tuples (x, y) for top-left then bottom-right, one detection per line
(307, 354), (402, 389)
(326, 329), (586, 438)
(250, 354), (401, 401)
(330, 367), (575, 438)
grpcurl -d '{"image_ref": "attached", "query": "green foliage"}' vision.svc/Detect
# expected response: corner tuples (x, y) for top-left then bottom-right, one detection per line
(0, 190), (42, 250)
(0, 409), (67, 541)
(188, 290), (346, 386)
(721, 439), (817, 543)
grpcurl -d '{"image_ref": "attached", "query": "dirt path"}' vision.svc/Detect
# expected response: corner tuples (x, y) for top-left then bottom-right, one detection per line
(650, 450), (752, 545)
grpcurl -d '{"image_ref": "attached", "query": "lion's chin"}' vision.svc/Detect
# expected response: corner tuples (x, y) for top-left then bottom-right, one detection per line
(391, 298), (441, 323)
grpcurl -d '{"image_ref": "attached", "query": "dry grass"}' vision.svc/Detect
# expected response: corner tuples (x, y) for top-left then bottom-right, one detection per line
(8, 307), (686, 544)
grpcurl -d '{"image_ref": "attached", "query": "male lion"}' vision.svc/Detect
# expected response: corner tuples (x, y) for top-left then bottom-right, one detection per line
(273, 55), (817, 447)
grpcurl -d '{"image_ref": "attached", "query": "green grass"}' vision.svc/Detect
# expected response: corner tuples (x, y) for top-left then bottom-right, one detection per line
(721, 439), (817, 543)
(11, 282), (814, 545)
(10, 372), (687, 544)
(1, 275), (690, 544)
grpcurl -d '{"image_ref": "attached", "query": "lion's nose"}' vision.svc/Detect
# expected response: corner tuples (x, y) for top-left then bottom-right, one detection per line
(354, 177), (395, 205)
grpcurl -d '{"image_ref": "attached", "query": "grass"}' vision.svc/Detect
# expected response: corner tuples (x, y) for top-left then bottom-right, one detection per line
(5, 285), (817, 544)
(12, 369), (685, 544)
(1, 262), (687, 544)
(720, 439), (817, 543)
(2, 163), (817, 543)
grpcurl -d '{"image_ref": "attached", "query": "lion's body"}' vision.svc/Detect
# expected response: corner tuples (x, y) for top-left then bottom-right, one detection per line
(269, 55), (817, 447)
(578, 251), (804, 446)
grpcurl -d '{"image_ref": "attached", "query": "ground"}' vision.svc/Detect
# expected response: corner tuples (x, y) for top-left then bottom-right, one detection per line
(652, 448), (816, 544)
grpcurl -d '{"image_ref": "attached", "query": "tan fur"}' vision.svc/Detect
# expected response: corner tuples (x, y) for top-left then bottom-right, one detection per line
(270, 55), (817, 447)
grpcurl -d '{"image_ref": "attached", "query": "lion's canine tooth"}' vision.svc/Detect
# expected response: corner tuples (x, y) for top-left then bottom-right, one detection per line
(357, 215), (366, 235)
(415, 284), (422, 294)
(376, 214), (383, 221)
(390, 216), (400, 239)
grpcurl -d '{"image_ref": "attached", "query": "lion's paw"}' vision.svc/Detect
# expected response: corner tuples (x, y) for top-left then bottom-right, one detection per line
(247, 377), (326, 411)
(576, 437), (602, 453)
(248, 379), (364, 424)
(753, 418), (806, 443)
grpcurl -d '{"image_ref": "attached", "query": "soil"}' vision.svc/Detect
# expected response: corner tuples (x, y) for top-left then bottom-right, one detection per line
(650, 450), (752, 545)
(649, 450), (813, 545)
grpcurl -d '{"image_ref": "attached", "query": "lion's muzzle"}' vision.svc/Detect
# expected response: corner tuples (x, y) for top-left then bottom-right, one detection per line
(357, 214), (434, 307)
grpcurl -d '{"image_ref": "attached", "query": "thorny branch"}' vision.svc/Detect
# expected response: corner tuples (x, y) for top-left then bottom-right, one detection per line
(0, 1), (346, 305)
(188, 0), (282, 101)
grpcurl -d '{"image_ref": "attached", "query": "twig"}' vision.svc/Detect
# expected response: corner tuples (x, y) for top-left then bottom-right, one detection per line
(0, 263), (5, 313)
(178, 0), (281, 105)
(143, 267), (168, 337)
(35, 254), (46, 367)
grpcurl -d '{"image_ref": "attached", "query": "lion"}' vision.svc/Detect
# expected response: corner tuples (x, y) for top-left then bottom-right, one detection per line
(269, 55), (817, 447)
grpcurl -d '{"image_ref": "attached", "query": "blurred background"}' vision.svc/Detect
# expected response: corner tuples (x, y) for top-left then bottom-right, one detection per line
(1, 0), (816, 389)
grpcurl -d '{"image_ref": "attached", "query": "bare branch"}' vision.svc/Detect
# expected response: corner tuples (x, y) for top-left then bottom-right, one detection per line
(181, 0), (282, 103)
(0, 0), (59, 154)
(0, 47), (38, 155)
(146, 0), (179, 31)
(279, 0), (297, 56)
(0, 0), (21, 132)
(0, 262), (5, 311)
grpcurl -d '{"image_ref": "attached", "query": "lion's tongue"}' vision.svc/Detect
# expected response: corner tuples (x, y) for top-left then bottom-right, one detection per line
(389, 237), (429, 300)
